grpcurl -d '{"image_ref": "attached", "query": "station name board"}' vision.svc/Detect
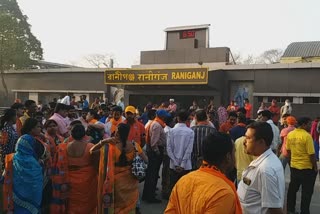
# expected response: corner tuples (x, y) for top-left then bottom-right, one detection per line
(105, 68), (208, 85)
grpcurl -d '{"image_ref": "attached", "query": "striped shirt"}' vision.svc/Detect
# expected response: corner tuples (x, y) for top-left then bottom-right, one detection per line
(191, 124), (217, 169)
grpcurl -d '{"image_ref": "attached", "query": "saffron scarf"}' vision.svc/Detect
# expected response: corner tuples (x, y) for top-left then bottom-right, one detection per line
(145, 117), (166, 144)
(97, 144), (109, 214)
(89, 119), (98, 125)
(98, 143), (138, 214)
(200, 162), (242, 214)
(45, 133), (64, 160)
(110, 118), (123, 136)
(101, 144), (116, 213)
(50, 143), (70, 214)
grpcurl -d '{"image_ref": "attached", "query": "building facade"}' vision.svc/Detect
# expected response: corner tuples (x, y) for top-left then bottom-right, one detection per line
(1, 25), (320, 119)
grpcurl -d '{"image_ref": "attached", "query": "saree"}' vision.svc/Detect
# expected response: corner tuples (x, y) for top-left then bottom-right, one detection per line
(50, 143), (69, 214)
(98, 144), (139, 214)
(67, 144), (97, 213)
(63, 135), (92, 144)
(3, 153), (14, 213)
(45, 133), (64, 160)
(13, 134), (43, 214)
(51, 143), (97, 214)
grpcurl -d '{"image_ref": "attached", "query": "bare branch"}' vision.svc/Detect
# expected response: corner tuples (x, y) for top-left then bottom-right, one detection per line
(259, 49), (283, 64)
(83, 53), (116, 68)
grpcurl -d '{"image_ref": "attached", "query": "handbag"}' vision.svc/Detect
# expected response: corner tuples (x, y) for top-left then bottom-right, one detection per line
(131, 141), (147, 180)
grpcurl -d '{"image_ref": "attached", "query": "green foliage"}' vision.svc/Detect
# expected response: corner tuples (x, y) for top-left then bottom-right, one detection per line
(0, 0), (43, 70)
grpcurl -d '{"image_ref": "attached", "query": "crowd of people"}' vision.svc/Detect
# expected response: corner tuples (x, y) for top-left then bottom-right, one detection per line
(0, 95), (319, 214)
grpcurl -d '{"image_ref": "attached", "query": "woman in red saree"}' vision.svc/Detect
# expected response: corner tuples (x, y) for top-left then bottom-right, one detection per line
(90, 123), (148, 214)
(51, 124), (98, 214)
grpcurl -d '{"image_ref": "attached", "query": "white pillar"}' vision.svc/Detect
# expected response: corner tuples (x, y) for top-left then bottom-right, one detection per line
(29, 92), (39, 103)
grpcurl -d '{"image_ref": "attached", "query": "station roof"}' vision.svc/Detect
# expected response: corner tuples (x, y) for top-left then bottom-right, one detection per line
(282, 41), (320, 58)
(164, 24), (210, 32)
(36, 60), (82, 69)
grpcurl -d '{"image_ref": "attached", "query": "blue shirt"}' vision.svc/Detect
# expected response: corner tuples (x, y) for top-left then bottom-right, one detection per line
(83, 100), (89, 109)
(99, 116), (107, 124)
(229, 125), (246, 142)
(139, 112), (149, 125)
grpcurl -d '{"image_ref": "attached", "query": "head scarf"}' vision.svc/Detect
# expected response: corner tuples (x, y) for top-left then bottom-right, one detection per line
(286, 116), (297, 125)
(13, 134), (43, 213)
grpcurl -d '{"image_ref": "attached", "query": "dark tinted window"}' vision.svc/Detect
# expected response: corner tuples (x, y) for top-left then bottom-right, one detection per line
(303, 97), (319, 104)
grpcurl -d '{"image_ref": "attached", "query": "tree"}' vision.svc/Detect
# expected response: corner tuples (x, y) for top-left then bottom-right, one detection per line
(258, 49), (283, 64)
(242, 54), (255, 64)
(231, 49), (283, 65)
(231, 52), (256, 65)
(0, 0), (43, 96)
(231, 52), (242, 64)
(84, 53), (117, 68)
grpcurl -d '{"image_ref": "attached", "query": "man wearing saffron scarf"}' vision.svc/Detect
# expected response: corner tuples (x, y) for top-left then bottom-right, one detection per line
(237, 122), (285, 214)
(143, 109), (170, 203)
(105, 106), (125, 137)
(123, 105), (146, 147)
(219, 111), (237, 134)
(165, 132), (242, 214)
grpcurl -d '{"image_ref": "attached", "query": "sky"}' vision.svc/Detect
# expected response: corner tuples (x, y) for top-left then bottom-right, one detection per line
(17, 0), (320, 67)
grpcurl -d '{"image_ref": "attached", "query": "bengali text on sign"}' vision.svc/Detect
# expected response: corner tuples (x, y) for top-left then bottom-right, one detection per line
(104, 68), (208, 85)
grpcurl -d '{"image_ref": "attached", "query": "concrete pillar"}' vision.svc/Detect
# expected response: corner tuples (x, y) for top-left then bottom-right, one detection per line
(73, 93), (83, 103)
(29, 92), (39, 104)
(124, 90), (130, 107)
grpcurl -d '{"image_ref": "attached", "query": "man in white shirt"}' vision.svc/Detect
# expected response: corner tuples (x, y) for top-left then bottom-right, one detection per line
(237, 121), (285, 214)
(260, 110), (281, 154)
(162, 117), (173, 200)
(280, 99), (292, 118)
(167, 109), (194, 191)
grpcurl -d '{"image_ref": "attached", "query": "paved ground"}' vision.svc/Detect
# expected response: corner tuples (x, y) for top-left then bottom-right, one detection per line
(139, 165), (320, 214)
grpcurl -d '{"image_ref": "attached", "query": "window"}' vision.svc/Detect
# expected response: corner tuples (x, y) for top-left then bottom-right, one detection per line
(257, 96), (264, 102)
(293, 97), (302, 104)
(17, 92), (29, 104)
(279, 97), (293, 102)
(303, 97), (319, 104)
(267, 97), (293, 103)
(267, 97), (280, 102)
